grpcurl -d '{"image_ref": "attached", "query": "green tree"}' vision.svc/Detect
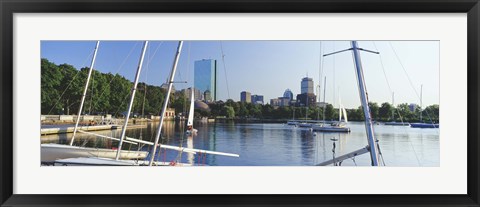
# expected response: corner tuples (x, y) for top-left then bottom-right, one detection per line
(368, 102), (379, 121)
(223, 106), (235, 118)
(108, 74), (133, 116)
(262, 104), (274, 118)
(379, 102), (393, 121)
(238, 103), (249, 117)
(171, 91), (186, 115)
(325, 104), (335, 121)
(41, 59), (64, 114)
(250, 104), (263, 118)
(397, 103), (414, 122)
(423, 104), (439, 123)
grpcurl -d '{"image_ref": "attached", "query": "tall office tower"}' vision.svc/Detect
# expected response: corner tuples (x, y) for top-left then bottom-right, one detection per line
(241, 91), (251, 103)
(194, 59), (217, 101)
(301, 77), (314, 94)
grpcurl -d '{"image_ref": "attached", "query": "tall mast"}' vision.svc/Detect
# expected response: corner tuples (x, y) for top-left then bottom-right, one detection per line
(305, 75), (308, 121)
(351, 41), (380, 166)
(392, 92), (395, 121)
(70, 41), (100, 146)
(149, 41), (184, 166)
(115, 41), (149, 160)
(317, 41), (382, 166)
(293, 106), (295, 120)
(338, 89), (341, 122)
(317, 85), (320, 121)
(322, 76), (326, 122)
(420, 84), (423, 122)
(317, 41), (322, 121)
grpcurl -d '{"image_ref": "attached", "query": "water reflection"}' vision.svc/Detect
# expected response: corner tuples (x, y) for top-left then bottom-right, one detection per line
(41, 121), (439, 166)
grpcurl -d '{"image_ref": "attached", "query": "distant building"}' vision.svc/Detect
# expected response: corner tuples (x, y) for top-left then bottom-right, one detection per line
(270, 98), (280, 106)
(179, 87), (202, 101)
(409, 103), (418, 112)
(297, 77), (316, 106)
(279, 97), (290, 107)
(301, 77), (314, 94)
(204, 90), (212, 103)
(297, 93), (317, 107)
(290, 99), (297, 106)
(147, 108), (176, 120)
(194, 59), (217, 101)
(251, 94), (264, 105)
(317, 102), (328, 108)
(283, 89), (294, 100)
(160, 83), (175, 93)
(271, 97), (290, 108)
(241, 91), (251, 103)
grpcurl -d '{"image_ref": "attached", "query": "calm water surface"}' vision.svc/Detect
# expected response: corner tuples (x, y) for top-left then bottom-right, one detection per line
(41, 121), (439, 166)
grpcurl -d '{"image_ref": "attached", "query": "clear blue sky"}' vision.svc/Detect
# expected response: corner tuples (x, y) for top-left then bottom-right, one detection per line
(41, 40), (439, 109)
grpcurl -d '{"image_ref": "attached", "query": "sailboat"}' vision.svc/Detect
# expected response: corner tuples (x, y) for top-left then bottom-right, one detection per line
(286, 106), (299, 126)
(297, 90), (313, 128)
(41, 41), (149, 163)
(312, 95), (350, 133)
(410, 85), (439, 128)
(52, 41), (239, 166)
(311, 43), (349, 133)
(384, 92), (410, 126)
(186, 89), (198, 135)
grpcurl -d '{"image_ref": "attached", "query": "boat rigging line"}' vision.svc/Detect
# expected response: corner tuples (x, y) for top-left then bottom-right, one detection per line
(388, 42), (438, 130)
(46, 48), (95, 115)
(220, 41), (231, 100)
(90, 41), (140, 115)
(70, 41), (100, 146)
(318, 41), (382, 166)
(149, 41), (184, 166)
(372, 42), (421, 166)
(115, 41), (149, 160)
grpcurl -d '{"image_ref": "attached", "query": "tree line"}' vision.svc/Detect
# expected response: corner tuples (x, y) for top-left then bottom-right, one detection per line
(42, 58), (439, 123)
(200, 101), (439, 123)
(41, 58), (183, 116)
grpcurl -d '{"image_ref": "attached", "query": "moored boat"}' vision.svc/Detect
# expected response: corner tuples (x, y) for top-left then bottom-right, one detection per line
(41, 143), (148, 163)
(312, 123), (350, 132)
(410, 123), (439, 128)
(384, 121), (410, 126)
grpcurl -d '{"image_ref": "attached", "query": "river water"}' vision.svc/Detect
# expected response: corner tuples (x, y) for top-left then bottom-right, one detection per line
(41, 121), (439, 166)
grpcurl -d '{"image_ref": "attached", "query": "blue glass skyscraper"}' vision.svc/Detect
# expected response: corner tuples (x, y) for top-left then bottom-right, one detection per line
(194, 59), (217, 101)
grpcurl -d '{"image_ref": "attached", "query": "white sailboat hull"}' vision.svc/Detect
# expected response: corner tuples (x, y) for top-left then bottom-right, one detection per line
(298, 123), (313, 128)
(312, 125), (350, 132)
(41, 143), (148, 163)
(49, 157), (193, 166)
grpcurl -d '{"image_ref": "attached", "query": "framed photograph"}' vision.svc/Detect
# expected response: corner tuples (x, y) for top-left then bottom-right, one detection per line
(1, 0), (479, 206)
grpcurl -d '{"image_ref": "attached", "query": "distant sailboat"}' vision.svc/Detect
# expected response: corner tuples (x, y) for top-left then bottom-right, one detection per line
(410, 85), (439, 128)
(312, 94), (350, 133)
(186, 89), (198, 135)
(384, 92), (410, 126)
(298, 85), (313, 128)
(286, 106), (299, 126)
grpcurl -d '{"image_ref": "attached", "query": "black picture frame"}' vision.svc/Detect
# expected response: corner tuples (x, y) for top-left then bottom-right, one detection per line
(1, 0), (479, 206)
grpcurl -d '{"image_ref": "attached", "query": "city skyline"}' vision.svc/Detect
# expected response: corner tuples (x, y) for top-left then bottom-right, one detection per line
(41, 41), (440, 108)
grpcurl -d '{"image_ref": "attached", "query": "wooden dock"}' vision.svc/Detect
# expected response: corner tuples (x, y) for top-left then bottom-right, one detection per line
(40, 125), (121, 135)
